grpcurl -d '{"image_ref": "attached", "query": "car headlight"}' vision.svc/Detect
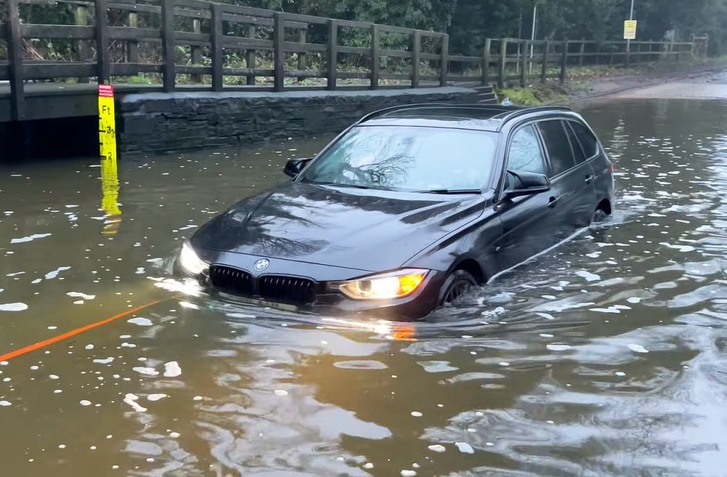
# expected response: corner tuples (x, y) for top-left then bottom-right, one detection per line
(178, 241), (209, 276)
(330, 269), (429, 300)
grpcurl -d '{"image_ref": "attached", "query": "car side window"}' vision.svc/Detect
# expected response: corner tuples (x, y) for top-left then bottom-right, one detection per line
(568, 121), (600, 159)
(537, 120), (576, 177)
(507, 125), (546, 175)
(565, 122), (588, 164)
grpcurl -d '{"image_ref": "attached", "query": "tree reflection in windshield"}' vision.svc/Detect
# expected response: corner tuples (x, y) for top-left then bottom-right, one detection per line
(300, 126), (498, 192)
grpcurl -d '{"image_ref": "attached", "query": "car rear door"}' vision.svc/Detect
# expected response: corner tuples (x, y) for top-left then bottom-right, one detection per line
(492, 123), (561, 272)
(535, 119), (597, 241)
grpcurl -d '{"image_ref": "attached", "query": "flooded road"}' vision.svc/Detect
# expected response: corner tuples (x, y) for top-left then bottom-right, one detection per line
(2, 94), (727, 476)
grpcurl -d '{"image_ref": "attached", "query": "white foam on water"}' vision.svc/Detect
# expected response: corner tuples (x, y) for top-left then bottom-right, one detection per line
(127, 317), (153, 327)
(428, 444), (446, 453)
(10, 233), (51, 244)
(31, 279), (41, 284)
(547, 344), (572, 351)
(400, 471), (417, 477)
(133, 367), (159, 376)
(93, 357), (114, 364)
(123, 393), (147, 412)
(6, 271), (25, 277)
(455, 442), (475, 454)
(80, 400), (92, 406)
(67, 292), (95, 300)
(45, 266), (71, 280)
(163, 361), (182, 377)
(0, 401), (11, 407)
(575, 270), (601, 282)
(274, 389), (288, 397)
(0, 303), (28, 312)
(147, 394), (168, 402)
(628, 344), (649, 354)
(589, 306), (623, 314)
(535, 312), (555, 320)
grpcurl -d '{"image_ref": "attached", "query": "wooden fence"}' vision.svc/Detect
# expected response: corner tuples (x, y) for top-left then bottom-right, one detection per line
(0, 0), (706, 121)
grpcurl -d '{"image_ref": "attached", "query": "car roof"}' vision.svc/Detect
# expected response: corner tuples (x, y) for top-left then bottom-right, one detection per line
(358, 103), (581, 132)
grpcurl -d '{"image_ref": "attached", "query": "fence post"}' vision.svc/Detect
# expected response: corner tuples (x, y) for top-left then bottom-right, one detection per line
(481, 38), (491, 86)
(327, 20), (337, 90)
(440, 34), (449, 86)
(370, 24), (379, 89)
(579, 39), (585, 66)
(541, 40), (549, 84)
(498, 39), (507, 89)
(595, 42), (601, 66)
(273, 12), (285, 92)
(247, 26), (256, 85)
(412, 30), (421, 88)
(559, 40), (568, 85)
(161, 0), (176, 92)
(95, 0), (110, 85)
(127, 12), (139, 63)
(519, 40), (527, 87)
(6, 0), (24, 121)
(211, 3), (223, 91)
(191, 18), (202, 83)
(297, 27), (307, 82)
(75, 5), (89, 83)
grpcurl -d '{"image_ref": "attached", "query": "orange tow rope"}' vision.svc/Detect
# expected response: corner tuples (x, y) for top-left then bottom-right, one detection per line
(0, 299), (163, 363)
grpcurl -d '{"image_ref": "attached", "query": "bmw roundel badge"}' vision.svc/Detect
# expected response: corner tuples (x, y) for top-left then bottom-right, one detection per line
(253, 258), (270, 271)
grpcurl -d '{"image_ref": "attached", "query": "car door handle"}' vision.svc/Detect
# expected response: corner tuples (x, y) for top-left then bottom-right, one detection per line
(585, 174), (595, 184)
(548, 196), (560, 208)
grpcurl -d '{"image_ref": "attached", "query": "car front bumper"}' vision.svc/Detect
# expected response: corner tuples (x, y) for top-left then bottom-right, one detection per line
(185, 250), (446, 321)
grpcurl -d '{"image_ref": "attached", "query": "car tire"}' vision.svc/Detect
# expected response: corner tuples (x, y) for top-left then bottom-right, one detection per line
(439, 270), (478, 305)
(591, 207), (609, 225)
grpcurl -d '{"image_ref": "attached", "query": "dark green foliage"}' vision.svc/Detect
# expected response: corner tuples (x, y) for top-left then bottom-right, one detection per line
(5, 0), (727, 58)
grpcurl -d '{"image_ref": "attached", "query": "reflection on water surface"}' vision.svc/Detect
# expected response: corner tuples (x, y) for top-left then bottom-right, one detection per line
(1, 99), (727, 475)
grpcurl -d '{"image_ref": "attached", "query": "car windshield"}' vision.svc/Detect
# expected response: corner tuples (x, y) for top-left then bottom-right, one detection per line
(299, 126), (498, 192)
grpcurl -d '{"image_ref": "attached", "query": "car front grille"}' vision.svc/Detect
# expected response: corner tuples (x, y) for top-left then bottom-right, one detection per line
(209, 265), (254, 296)
(208, 265), (317, 306)
(258, 275), (317, 305)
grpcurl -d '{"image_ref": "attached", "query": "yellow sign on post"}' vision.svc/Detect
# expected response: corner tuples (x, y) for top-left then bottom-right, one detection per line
(98, 84), (121, 234)
(624, 20), (637, 40)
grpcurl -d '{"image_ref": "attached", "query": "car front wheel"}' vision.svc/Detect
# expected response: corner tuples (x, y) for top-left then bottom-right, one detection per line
(439, 270), (478, 305)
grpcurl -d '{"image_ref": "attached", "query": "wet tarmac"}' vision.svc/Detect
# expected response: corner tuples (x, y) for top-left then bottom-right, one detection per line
(2, 90), (727, 476)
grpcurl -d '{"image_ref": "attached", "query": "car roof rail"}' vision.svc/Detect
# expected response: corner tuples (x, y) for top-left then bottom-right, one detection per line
(358, 103), (576, 125)
(356, 103), (456, 123)
(491, 105), (576, 122)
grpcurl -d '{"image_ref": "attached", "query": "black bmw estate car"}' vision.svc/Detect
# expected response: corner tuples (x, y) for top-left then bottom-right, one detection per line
(177, 103), (614, 319)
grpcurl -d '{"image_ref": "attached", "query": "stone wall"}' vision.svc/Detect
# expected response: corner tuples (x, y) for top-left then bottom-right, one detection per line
(118, 87), (481, 156)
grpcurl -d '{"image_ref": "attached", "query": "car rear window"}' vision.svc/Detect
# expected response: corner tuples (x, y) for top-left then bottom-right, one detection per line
(537, 120), (576, 177)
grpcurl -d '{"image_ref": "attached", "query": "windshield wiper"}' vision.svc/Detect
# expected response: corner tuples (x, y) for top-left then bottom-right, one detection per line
(308, 181), (372, 190)
(418, 189), (482, 194)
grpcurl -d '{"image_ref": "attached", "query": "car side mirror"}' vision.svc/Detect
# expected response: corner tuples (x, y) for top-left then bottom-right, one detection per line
(503, 170), (550, 200)
(283, 158), (311, 178)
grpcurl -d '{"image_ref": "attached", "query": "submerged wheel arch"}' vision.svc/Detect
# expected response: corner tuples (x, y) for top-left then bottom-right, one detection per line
(453, 259), (485, 285)
(596, 199), (612, 215)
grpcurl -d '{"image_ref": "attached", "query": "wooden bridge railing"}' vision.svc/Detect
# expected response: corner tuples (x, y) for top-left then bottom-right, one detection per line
(0, 0), (705, 121)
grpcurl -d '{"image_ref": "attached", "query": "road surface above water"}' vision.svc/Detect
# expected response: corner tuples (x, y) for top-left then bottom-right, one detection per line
(1, 76), (727, 476)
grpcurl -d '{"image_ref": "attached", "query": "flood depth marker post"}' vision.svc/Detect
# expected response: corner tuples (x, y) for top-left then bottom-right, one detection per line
(98, 84), (122, 234)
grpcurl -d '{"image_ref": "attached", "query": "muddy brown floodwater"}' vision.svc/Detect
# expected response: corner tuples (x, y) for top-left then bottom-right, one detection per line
(2, 93), (727, 476)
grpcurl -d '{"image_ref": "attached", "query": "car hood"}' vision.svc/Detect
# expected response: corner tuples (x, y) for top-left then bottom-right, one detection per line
(191, 181), (485, 272)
